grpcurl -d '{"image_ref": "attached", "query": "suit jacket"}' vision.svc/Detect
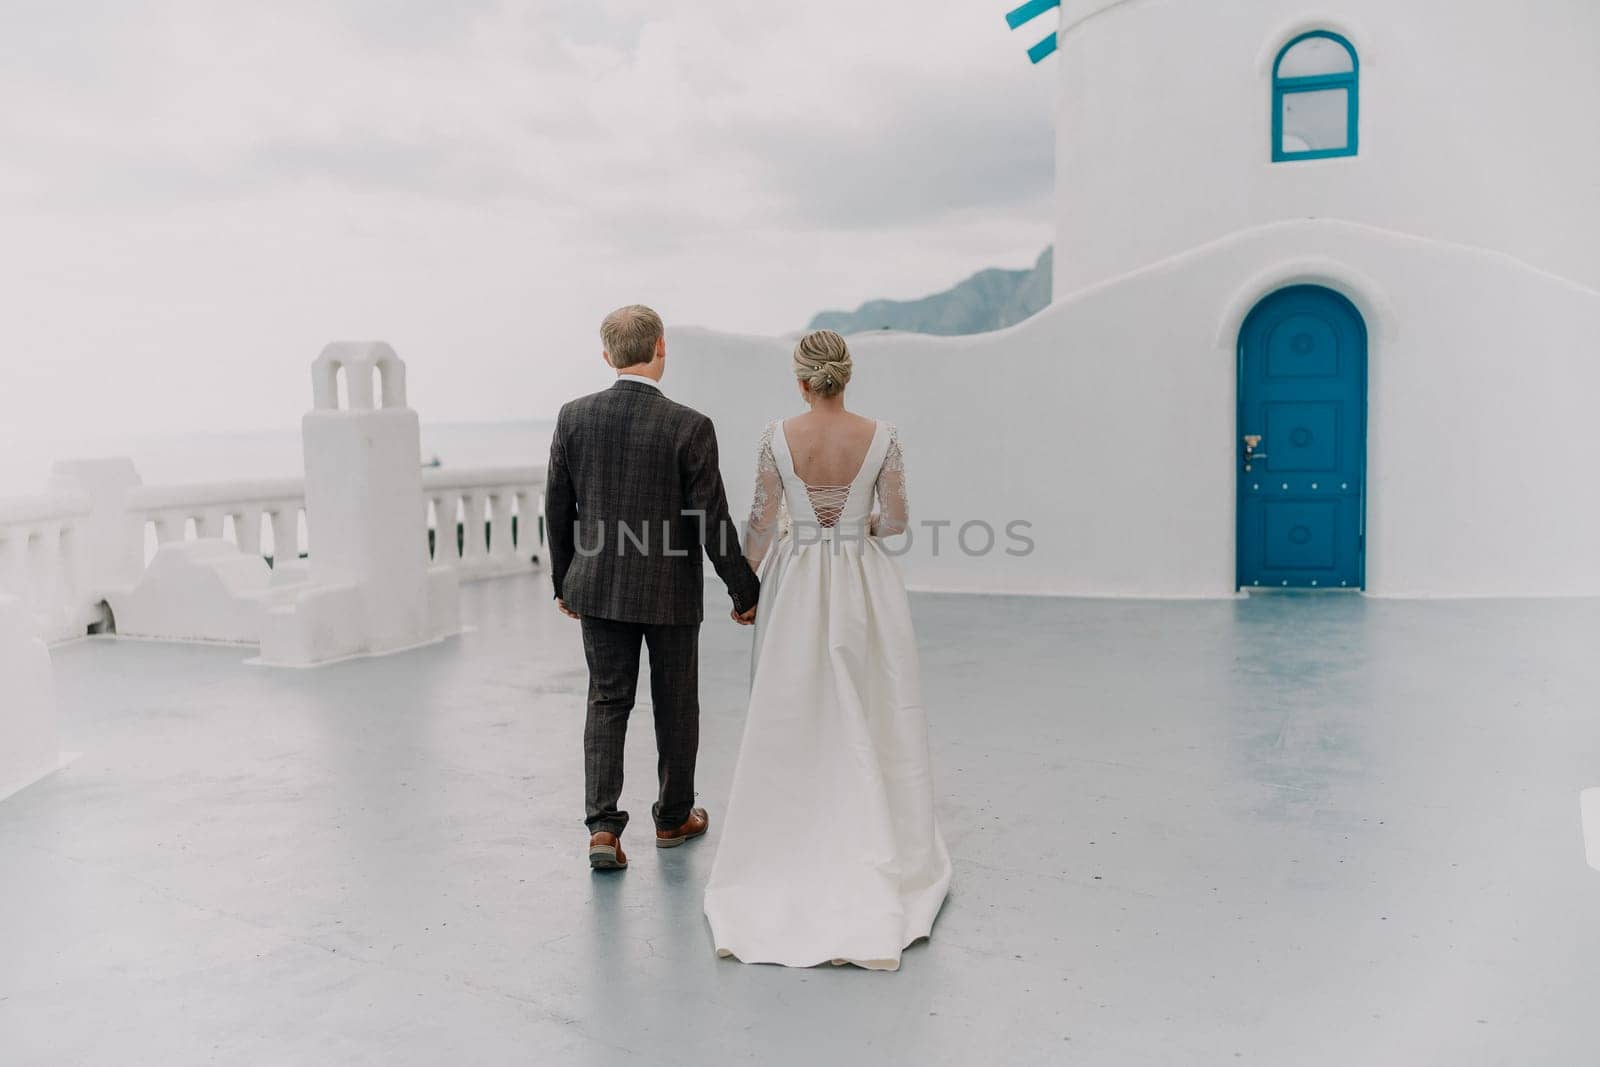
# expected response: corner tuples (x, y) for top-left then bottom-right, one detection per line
(544, 379), (759, 625)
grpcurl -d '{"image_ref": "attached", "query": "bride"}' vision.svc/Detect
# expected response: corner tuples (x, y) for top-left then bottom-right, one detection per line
(704, 330), (951, 971)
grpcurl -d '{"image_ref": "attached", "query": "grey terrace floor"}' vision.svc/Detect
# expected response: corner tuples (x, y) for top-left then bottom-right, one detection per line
(2, 578), (1599, 1066)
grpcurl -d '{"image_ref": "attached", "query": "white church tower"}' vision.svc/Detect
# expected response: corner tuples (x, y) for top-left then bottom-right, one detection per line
(1037, 0), (1600, 597)
(1052, 1), (1600, 299)
(674, 0), (1600, 600)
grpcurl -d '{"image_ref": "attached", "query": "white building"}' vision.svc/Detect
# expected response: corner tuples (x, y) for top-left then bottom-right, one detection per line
(671, 0), (1600, 599)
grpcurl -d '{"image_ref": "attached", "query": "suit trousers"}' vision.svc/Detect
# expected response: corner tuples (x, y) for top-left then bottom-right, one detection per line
(580, 615), (701, 836)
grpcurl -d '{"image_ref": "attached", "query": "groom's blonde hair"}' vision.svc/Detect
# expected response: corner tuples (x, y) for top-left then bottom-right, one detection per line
(600, 304), (664, 369)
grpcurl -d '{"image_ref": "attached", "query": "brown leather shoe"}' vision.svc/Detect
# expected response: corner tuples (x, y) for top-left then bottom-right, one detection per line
(588, 831), (627, 870)
(656, 807), (709, 848)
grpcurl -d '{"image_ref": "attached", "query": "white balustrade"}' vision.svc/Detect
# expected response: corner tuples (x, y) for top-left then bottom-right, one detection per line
(120, 467), (544, 580)
(0, 492), (93, 644)
(127, 478), (309, 566)
(423, 466), (545, 579)
(0, 461), (543, 646)
(128, 479), (308, 566)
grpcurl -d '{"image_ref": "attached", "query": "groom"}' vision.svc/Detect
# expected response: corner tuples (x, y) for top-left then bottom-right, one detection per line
(544, 304), (760, 871)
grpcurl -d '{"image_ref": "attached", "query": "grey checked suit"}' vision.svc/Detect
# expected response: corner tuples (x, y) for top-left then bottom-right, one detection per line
(544, 378), (759, 835)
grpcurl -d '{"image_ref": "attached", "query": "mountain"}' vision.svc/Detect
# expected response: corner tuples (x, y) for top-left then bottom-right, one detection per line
(806, 247), (1052, 336)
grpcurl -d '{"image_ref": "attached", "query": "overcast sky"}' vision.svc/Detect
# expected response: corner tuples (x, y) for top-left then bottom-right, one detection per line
(0, 0), (1055, 449)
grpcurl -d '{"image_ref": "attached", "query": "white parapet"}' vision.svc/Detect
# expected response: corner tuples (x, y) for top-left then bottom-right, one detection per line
(126, 477), (308, 566)
(92, 462), (539, 650)
(5, 351), (542, 654)
(112, 539), (286, 644)
(0, 491), (93, 644)
(0, 593), (61, 803)
(106, 476), (312, 644)
(258, 342), (461, 666)
(423, 466), (546, 580)
(49, 458), (145, 597)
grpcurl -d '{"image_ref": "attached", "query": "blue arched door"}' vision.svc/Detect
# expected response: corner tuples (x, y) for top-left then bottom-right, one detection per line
(1237, 286), (1367, 589)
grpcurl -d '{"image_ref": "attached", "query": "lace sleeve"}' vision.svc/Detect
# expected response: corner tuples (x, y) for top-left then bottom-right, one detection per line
(745, 420), (785, 568)
(871, 424), (909, 537)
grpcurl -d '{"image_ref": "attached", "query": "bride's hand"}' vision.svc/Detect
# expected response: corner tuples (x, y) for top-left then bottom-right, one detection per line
(731, 606), (757, 626)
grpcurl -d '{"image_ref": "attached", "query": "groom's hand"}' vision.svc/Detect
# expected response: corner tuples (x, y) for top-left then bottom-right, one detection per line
(731, 605), (757, 626)
(557, 598), (580, 620)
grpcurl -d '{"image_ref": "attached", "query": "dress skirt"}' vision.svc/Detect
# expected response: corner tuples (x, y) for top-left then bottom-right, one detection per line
(703, 534), (951, 970)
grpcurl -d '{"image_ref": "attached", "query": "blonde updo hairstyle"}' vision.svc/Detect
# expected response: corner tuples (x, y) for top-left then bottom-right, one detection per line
(792, 329), (853, 399)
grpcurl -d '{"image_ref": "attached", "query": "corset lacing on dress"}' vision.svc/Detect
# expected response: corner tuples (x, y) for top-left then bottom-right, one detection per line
(804, 484), (852, 528)
(745, 418), (909, 566)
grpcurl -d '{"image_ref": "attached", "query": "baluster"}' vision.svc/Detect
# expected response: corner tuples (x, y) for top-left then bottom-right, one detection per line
(136, 516), (157, 568)
(238, 507), (264, 557)
(12, 527), (37, 621)
(269, 508), (298, 565)
(57, 523), (84, 634)
(517, 488), (544, 552)
(439, 494), (464, 562)
(489, 491), (514, 560)
(427, 496), (445, 561)
(508, 492), (524, 552)
(34, 524), (61, 634)
(153, 512), (180, 544)
(1, 529), (25, 601)
(463, 492), (487, 561)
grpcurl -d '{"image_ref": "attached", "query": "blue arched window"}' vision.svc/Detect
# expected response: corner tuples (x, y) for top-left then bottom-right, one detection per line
(1272, 31), (1359, 162)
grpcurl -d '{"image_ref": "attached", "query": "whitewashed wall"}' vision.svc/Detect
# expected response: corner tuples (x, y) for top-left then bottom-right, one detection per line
(0, 594), (60, 803)
(669, 219), (1600, 599)
(1054, 0), (1600, 297)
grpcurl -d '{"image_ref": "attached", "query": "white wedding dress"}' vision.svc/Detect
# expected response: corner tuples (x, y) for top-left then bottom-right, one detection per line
(704, 418), (951, 970)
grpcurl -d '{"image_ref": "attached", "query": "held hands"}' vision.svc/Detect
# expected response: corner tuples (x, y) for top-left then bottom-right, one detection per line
(556, 598), (581, 620)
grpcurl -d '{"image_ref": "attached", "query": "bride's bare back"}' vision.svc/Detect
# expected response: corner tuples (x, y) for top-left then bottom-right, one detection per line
(781, 410), (880, 487)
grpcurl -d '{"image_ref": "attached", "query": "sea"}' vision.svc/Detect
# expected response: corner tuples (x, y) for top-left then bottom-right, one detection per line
(0, 419), (557, 498)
